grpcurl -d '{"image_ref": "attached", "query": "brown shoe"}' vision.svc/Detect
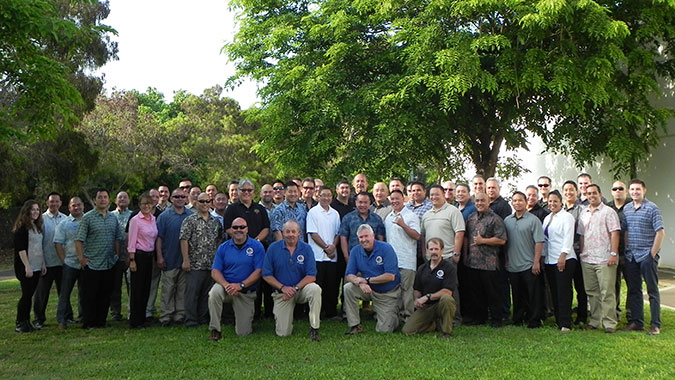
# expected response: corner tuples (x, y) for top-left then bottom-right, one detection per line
(209, 329), (222, 341)
(648, 327), (660, 335)
(309, 327), (320, 341)
(620, 323), (644, 332)
(58, 323), (67, 330)
(345, 324), (363, 335)
(604, 328), (616, 333)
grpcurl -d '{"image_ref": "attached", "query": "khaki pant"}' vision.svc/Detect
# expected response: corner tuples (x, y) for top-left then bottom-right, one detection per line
(399, 269), (416, 323)
(344, 282), (400, 333)
(208, 283), (257, 336)
(402, 294), (456, 335)
(159, 268), (185, 324)
(581, 262), (617, 329)
(272, 283), (321, 336)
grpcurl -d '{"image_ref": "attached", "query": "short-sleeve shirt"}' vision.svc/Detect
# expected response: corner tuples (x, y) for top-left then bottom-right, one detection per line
(263, 240), (317, 286)
(413, 259), (457, 304)
(459, 201), (477, 221)
(405, 198), (433, 220)
(306, 205), (341, 262)
(346, 241), (400, 293)
(370, 200), (393, 221)
(330, 198), (355, 220)
(385, 207), (420, 271)
(504, 212), (545, 272)
(212, 237), (265, 290)
(270, 201), (308, 242)
(464, 210), (507, 271)
(156, 206), (194, 270)
(624, 199), (664, 263)
(76, 209), (123, 271)
(53, 215), (81, 269)
(339, 210), (385, 252)
(421, 203), (465, 259)
(577, 203), (621, 264)
(223, 201), (270, 239)
(42, 211), (67, 267)
(489, 196), (512, 220)
(179, 213), (223, 270)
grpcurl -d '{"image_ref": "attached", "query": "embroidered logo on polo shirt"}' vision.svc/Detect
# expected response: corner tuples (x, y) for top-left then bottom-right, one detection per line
(375, 256), (383, 265)
(246, 247), (254, 256)
(436, 269), (444, 279)
(297, 255), (305, 264)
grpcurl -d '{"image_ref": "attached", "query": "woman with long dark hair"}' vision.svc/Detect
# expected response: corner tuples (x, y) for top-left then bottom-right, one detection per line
(13, 200), (46, 332)
(127, 193), (158, 328)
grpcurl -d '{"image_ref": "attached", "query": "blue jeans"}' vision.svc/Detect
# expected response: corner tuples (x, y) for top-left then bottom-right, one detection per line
(625, 254), (660, 328)
(57, 265), (82, 323)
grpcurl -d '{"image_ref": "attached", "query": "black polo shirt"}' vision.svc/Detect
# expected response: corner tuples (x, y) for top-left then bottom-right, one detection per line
(529, 203), (550, 223)
(489, 196), (512, 220)
(413, 259), (457, 304)
(330, 198), (355, 220)
(223, 201), (270, 239)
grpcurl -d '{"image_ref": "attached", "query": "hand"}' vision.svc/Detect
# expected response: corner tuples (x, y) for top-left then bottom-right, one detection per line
(557, 254), (567, 272)
(41, 265), (47, 276)
(25, 268), (33, 278)
(129, 261), (137, 272)
(281, 285), (296, 301)
(181, 261), (191, 272)
(452, 254), (460, 264)
(414, 296), (428, 309)
(532, 261), (541, 275)
(157, 257), (166, 270)
(359, 282), (372, 294)
(473, 232), (485, 245)
(224, 283), (240, 296)
(607, 255), (618, 266)
(394, 216), (407, 228)
(324, 244), (335, 255)
(79, 257), (90, 268)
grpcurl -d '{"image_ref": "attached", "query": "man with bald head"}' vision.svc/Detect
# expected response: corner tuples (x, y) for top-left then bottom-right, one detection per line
(55, 197), (85, 329)
(442, 181), (456, 205)
(371, 182), (392, 220)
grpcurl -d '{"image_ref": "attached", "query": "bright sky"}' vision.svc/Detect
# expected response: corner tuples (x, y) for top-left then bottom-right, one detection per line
(100, 0), (259, 109)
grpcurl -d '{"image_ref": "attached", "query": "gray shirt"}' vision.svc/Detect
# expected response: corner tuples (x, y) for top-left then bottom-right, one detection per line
(504, 211), (545, 273)
(42, 211), (67, 267)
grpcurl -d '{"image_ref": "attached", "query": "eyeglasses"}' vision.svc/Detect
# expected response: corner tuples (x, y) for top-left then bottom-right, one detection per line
(180, 185), (191, 189)
(231, 225), (247, 230)
(612, 187), (624, 191)
(140, 202), (153, 206)
(239, 188), (254, 193)
(444, 188), (454, 192)
(538, 184), (550, 188)
(303, 186), (314, 190)
(197, 199), (212, 204)
(273, 186), (285, 191)
(172, 195), (186, 199)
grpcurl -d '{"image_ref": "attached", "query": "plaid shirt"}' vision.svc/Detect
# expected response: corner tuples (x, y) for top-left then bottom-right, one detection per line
(624, 199), (664, 263)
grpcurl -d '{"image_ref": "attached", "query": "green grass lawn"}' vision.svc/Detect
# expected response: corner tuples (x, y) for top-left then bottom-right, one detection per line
(0, 278), (674, 380)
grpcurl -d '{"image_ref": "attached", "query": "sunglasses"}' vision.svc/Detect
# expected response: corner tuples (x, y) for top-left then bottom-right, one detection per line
(197, 199), (212, 204)
(239, 188), (254, 193)
(231, 225), (247, 230)
(612, 187), (624, 191)
(538, 184), (550, 188)
(303, 186), (314, 190)
(172, 195), (186, 199)
(273, 186), (285, 191)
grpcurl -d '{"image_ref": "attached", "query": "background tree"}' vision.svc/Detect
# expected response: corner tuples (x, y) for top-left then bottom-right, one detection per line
(225, 0), (675, 182)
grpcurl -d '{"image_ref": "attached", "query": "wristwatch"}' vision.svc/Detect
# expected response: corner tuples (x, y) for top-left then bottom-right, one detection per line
(426, 294), (432, 301)
(294, 286), (300, 291)
(609, 252), (618, 257)
(366, 277), (371, 285)
(240, 282), (246, 289)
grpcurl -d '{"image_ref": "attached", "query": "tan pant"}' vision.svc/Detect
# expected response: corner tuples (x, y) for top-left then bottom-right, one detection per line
(582, 262), (617, 329)
(159, 268), (185, 324)
(208, 283), (257, 336)
(344, 282), (400, 332)
(272, 283), (321, 336)
(402, 294), (456, 335)
(399, 269), (416, 323)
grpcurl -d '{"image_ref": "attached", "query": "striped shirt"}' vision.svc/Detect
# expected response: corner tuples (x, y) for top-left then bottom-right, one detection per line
(76, 209), (123, 270)
(624, 199), (664, 263)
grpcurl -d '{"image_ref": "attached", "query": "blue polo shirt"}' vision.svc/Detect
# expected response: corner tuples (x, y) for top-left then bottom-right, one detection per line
(156, 206), (194, 270)
(263, 240), (316, 286)
(213, 237), (265, 290)
(346, 240), (400, 293)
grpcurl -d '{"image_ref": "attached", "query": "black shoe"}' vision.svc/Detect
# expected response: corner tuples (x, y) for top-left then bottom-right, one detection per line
(32, 320), (44, 330)
(345, 324), (363, 335)
(15, 321), (31, 333)
(309, 328), (320, 341)
(111, 314), (124, 322)
(66, 318), (80, 324)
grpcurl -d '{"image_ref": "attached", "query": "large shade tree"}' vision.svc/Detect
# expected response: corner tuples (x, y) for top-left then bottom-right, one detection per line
(225, 0), (674, 181)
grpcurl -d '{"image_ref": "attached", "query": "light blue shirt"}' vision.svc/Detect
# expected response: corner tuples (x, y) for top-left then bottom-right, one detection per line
(53, 215), (81, 269)
(42, 210), (67, 267)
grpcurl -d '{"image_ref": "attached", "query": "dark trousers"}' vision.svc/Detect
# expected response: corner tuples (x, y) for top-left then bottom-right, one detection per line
(316, 261), (340, 318)
(15, 259), (41, 323)
(109, 260), (129, 318)
(498, 251), (511, 318)
(184, 270), (213, 326)
(615, 258), (630, 318)
(33, 265), (63, 323)
(509, 269), (542, 328)
(572, 260), (588, 323)
(464, 267), (503, 324)
(57, 265), (83, 323)
(545, 259), (576, 329)
(626, 254), (661, 328)
(80, 267), (115, 328)
(254, 280), (274, 319)
(129, 251), (154, 327)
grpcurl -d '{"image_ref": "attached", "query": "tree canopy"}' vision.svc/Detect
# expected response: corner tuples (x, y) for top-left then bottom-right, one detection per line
(225, 0), (675, 181)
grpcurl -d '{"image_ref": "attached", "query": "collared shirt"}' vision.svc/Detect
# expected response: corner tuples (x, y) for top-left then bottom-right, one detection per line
(330, 198), (355, 220)
(458, 201), (477, 221)
(210, 209), (225, 228)
(504, 211), (544, 272)
(306, 205), (341, 262)
(260, 201), (277, 246)
(223, 201), (270, 239)
(157, 206), (194, 270)
(577, 203), (621, 264)
(127, 212), (158, 253)
(624, 199), (664, 263)
(564, 201), (584, 254)
(53, 215), (81, 269)
(111, 208), (132, 261)
(405, 198), (433, 220)
(370, 199), (393, 221)
(339, 210), (385, 251)
(346, 241), (400, 293)
(179, 213), (223, 270)
(542, 210), (577, 264)
(156, 202), (171, 213)
(421, 203), (465, 259)
(464, 210), (507, 271)
(489, 196), (512, 220)
(606, 198), (631, 255)
(413, 259), (457, 304)
(76, 209), (123, 271)
(42, 210), (67, 267)
(270, 200), (308, 242)
(385, 207), (420, 271)
(263, 240), (317, 286)
(528, 203), (550, 223)
(213, 237), (265, 290)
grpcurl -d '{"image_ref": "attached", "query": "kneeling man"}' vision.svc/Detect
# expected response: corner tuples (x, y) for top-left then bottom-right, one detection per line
(208, 218), (264, 341)
(402, 238), (457, 337)
(344, 224), (401, 334)
(263, 221), (322, 341)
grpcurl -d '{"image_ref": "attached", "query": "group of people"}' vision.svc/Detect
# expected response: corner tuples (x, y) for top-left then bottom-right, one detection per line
(11, 172), (664, 340)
